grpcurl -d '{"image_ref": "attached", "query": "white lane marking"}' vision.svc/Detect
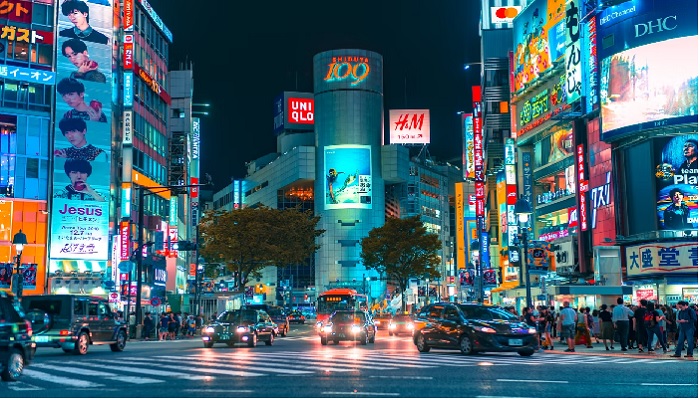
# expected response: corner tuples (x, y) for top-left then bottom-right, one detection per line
(31, 364), (165, 384)
(497, 379), (568, 384)
(62, 360), (210, 380)
(183, 389), (254, 393)
(369, 375), (434, 380)
(153, 355), (313, 375)
(191, 353), (357, 372)
(23, 370), (103, 387)
(322, 391), (400, 396)
(217, 352), (397, 370)
(6, 382), (43, 391)
(640, 383), (697, 386)
(118, 357), (263, 377)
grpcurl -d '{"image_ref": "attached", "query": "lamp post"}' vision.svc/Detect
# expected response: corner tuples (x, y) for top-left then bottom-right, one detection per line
(11, 230), (28, 298)
(514, 195), (533, 308)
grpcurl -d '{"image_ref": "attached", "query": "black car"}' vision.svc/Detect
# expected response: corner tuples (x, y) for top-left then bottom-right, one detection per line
(288, 310), (305, 324)
(320, 310), (376, 345)
(22, 295), (127, 355)
(267, 307), (289, 337)
(202, 309), (277, 348)
(413, 302), (538, 356)
(0, 291), (35, 381)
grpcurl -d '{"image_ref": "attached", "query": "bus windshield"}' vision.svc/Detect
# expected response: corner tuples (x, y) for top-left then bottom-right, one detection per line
(316, 290), (367, 321)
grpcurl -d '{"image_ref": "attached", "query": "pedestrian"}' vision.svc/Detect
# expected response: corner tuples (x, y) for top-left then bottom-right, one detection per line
(550, 306), (558, 339)
(544, 307), (554, 350)
(187, 315), (197, 337)
(589, 307), (600, 344)
(644, 301), (667, 354)
(655, 303), (667, 350)
(557, 306), (565, 343)
(634, 300), (649, 353)
(611, 297), (633, 351)
(159, 312), (169, 341)
(143, 311), (155, 341)
(598, 304), (614, 350)
(560, 301), (577, 352)
(574, 307), (592, 348)
(167, 312), (178, 340)
(666, 304), (677, 348)
(670, 301), (697, 358)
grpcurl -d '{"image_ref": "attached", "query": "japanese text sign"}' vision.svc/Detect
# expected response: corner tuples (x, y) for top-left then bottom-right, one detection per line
(0, 0), (32, 24)
(626, 242), (698, 277)
(0, 24), (52, 44)
(0, 65), (55, 85)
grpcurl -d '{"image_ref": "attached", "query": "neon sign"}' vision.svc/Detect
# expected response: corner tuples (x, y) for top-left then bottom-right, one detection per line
(323, 56), (370, 86)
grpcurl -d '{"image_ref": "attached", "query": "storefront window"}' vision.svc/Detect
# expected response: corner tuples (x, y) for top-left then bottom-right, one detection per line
(535, 168), (575, 207)
(536, 209), (571, 242)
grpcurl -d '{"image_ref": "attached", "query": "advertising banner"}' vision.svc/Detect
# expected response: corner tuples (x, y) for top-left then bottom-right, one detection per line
(123, 0), (134, 32)
(272, 92), (314, 135)
(626, 242), (698, 277)
(455, 183), (466, 271)
(50, 0), (113, 261)
(582, 16), (598, 113)
(516, 74), (568, 136)
(123, 34), (133, 69)
(576, 144), (588, 231)
(123, 72), (133, 107)
(323, 145), (372, 210)
(564, 0), (582, 104)
(512, 0), (569, 92)
(314, 51), (383, 95)
(0, 0), (32, 24)
(389, 109), (430, 144)
(462, 114), (474, 179)
(655, 135), (698, 231)
(0, 66), (55, 85)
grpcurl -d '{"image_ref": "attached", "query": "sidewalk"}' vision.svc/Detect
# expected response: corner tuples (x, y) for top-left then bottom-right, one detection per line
(543, 340), (698, 360)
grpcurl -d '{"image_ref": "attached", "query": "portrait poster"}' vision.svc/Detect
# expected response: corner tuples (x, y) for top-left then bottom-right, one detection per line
(655, 135), (698, 231)
(323, 145), (372, 210)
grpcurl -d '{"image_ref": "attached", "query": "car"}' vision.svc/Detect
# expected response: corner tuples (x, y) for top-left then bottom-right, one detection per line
(373, 313), (392, 330)
(0, 292), (35, 381)
(319, 310), (376, 345)
(288, 311), (305, 324)
(267, 307), (289, 337)
(202, 309), (277, 348)
(388, 314), (415, 336)
(22, 295), (127, 356)
(413, 302), (538, 356)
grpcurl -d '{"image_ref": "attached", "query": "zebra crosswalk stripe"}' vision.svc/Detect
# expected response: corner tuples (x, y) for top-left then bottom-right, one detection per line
(23, 369), (103, 388)
(152, 355), (314, 375)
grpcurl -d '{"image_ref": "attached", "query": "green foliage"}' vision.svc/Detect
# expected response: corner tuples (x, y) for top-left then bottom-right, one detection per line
(360, 215), (442, 311)
(199, 207), (324, 288)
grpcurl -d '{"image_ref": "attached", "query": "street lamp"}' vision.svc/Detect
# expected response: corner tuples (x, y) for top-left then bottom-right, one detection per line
(195, 256), (205, 316)
(11, 230), (28, 298)
(514, 195), (533, 308)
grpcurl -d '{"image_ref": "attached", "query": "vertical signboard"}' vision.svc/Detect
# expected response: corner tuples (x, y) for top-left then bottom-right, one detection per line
(50, 0), (113, 261)
(576, 144), (588, 231)
(455, 183), (466, 271)
(564, 0), (582, 104)
(119, 221), (130, 261)
(123, 34), (133, 69)
(323, 145), (372, 210)
(583, 16), (598, 113)
(462, 113), (474, 180)
(123, 0), (134, 32)
(122, 110), (132, 144)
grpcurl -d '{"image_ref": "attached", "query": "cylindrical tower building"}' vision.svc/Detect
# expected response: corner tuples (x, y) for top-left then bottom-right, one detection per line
(313, 49), (385, 297)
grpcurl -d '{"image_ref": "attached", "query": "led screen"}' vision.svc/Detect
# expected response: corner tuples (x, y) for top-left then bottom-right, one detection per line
(323, 145), (372, 210)
(600, 36), (698, 136)
(50, 0), (113, 261)
(655, 135), (698, 231)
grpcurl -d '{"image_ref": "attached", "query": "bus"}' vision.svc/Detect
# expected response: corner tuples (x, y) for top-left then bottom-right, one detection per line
(315, 288), (368, 325)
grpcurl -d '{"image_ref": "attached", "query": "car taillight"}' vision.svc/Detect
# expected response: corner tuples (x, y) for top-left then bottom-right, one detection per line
(59, 330), (71, 336)
(25, 320), (32, 337)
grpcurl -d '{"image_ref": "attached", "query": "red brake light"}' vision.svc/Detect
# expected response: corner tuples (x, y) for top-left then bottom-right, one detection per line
(60, 330), (71, 336)
(25, 320), (32, 337)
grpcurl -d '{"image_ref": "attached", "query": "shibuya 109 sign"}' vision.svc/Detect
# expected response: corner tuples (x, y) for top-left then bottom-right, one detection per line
(323, 56), (370, 86)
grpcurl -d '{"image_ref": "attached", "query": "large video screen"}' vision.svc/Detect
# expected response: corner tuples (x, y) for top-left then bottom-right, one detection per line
(656, 135), (698, 231)
(323, 145), (372, 210)
(600, 36), (698, 136)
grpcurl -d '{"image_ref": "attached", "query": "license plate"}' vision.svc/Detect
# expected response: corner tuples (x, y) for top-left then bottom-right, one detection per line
(34, 336), (49, 343)
(508, 338), (523, 346)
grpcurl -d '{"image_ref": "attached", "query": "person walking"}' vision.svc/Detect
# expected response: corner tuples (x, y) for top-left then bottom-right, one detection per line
(550, 306), (558, 340)
(560, 301), (577, 352)
(612, 297), (633, 351)
(158, 312), (169, 341)
(544, 308), (555, 350)
(643, 301), (667, 354)
(634, 300), (649, 353)
(575, 307), (592, 348)
(142, 312), (155, 341)
(671, 301), (697, 358)
(599, 304), (614, 350)
(589, 307), (600, 344)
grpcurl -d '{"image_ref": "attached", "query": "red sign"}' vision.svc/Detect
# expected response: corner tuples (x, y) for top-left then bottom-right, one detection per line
(134, 63), (171, 104)
(123, 34), (133, 69)
(190, 177), (199, 199)
(576, 145), (588, 231)
(120, 221), (130, 261)
(475, 181), (485, 199)
(476, 198), (485, 218)
(287, 97), (314, 124)
(568, 206), (578, 228)
(636, 289), (656, 301)
(506, 184), (517, 205)
(0, 0), (32, 24)
(123, 0), (134, 31)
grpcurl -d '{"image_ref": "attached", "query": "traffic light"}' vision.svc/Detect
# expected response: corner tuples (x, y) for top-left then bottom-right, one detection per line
(174, 240), (197, 251)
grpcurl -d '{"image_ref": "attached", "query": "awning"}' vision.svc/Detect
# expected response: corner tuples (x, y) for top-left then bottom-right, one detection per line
(491, 285), (518, 293)
(554, 285), (633, 296)
(665, 276), (698, 286)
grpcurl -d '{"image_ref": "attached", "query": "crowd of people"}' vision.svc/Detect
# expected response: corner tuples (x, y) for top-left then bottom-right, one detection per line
(505, 298), (698, 357)
(138, 312), (208, 341)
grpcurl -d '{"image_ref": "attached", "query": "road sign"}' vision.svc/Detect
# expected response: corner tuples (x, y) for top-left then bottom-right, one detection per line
(150, 297), (161, 307)
(118, 261), (133, 273)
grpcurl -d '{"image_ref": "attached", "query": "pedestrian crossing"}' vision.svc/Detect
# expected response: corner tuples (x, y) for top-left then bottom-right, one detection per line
(3, 350), (683, 391)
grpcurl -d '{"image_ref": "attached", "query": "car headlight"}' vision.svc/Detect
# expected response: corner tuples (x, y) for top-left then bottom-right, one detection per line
(528, 327), (537, 334)
(389, 323), (396, 329)
(204, 327), (215, 333)
(476, 326), (497, 334)
(375, 320), (381, 325)
(236, 326), (247, 333)
(323, 325), (333, 333)
(316, 321), (323, 328)
(406, 323), (414, 330)
(351, 325), (361, 333)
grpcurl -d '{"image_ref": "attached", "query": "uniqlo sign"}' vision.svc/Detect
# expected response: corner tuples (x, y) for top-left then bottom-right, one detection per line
(123, 34), (133, 69)
(287, 97), (314, 124)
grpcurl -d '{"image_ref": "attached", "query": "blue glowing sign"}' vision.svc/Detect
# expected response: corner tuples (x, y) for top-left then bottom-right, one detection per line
(0, 65), (55, 85)
(123, 72), (133, 107)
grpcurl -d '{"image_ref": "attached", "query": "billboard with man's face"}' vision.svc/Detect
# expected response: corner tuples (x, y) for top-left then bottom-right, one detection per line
(50, 0), (113, 261)
(656, 135), (698, 231)
(323, 145), (372, 210)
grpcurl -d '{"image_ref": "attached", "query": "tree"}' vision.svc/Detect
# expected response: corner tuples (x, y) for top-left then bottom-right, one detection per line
(199, 207), (324, 290)
(360, 216), (442, 312)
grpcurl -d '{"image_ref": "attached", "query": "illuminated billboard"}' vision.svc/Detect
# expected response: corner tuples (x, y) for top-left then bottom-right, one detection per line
(272, 92), (314, 135)
(389, 109), (430, 144)
(462, 114), (474, 179)
(600, 36), (698, 137)
(50, 0), (113, 261)
(314, 50), (383, 94)
(323, 145), (372, 210)
(655, 135), (698, 231)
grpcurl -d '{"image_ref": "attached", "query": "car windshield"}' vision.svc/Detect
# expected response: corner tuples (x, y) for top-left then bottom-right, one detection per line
(332, 312), (365, 324)
(392, 315), (412, 322)
(24, 299), (66, 317)
(267, 308), (284, 316)
(457, 305), (494, 320)
(489, 307), (520, 321)
(219, 310), (257, 324)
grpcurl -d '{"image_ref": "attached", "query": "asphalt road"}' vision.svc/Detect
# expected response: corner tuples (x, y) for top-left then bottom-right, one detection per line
(4, 322), (697, 398)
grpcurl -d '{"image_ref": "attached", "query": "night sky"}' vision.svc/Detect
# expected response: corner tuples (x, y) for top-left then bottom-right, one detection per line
(149, 0), (481, 190)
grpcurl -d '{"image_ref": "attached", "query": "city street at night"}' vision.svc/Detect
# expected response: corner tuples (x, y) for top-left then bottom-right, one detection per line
(5, 324), (698, 398)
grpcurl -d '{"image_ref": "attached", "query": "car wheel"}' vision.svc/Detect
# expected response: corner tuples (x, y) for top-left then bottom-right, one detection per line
(248, 333), (257, 348)
(110, 330), (127, 352)
(369, 334), (375, 344)
(203, 340), (215, 348)
(518, 350), (535, 357)
(415, 333), (431, 353)
(459, 335), (476, 355)
(333, 339), (339, 345)
(360, 335), (368, 345)
(321, 336), (328, 345)
(72, 332), (89, 355)
(1, 348), (24, 382)
(265, 333), (274, 346)
(281, 327), (287, 337)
